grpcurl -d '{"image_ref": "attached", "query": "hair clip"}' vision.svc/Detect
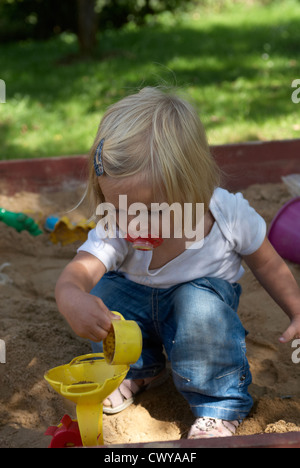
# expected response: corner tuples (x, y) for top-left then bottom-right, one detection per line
(94, 138), (105, 176)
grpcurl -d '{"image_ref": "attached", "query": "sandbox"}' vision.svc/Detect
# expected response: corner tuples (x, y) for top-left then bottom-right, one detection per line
(0, 140), (299, 448)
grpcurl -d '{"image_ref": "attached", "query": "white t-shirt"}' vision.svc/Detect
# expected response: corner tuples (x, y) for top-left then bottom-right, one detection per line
(78, 188), (266, 289)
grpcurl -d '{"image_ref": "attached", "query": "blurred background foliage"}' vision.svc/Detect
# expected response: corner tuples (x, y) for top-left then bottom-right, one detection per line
(0, 0), (188, 43)
(0, 0), (300, 159)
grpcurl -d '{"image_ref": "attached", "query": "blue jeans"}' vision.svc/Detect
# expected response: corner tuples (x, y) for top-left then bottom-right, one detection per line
(90, 272), (253, 421)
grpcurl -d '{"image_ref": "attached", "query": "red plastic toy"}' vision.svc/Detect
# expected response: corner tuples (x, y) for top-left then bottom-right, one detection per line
(45, 414), (82, 448)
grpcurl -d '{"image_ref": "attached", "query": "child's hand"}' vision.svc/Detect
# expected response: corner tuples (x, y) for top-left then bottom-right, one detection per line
(55, 251), (120, 342)
(60, 288), (119, 342)
(279, 315), (300, 343)
(243, 238), (300, 345)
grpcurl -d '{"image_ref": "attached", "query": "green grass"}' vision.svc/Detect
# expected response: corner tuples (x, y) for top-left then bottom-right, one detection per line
(1, 0), (300, 160)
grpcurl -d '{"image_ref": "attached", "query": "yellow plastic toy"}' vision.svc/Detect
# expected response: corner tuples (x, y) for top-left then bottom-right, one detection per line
(44, 353), (128, 446)
(103, 311), (142, 365)
(44, 313), (142, 447)
(49, 216), (96, 246)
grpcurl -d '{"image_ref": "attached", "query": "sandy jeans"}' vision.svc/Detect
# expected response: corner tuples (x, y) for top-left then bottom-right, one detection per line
(90, 272), (253, 421)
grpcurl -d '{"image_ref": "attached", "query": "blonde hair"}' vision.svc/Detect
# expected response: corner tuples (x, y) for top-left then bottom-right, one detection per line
(87, 87), (220, 215)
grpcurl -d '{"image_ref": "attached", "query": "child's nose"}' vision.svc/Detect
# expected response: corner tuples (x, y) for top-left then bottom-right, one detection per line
(127, 213), (150, 237)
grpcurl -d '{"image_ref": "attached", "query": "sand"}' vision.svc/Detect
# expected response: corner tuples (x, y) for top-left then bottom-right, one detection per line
(0, 182), (299, 448)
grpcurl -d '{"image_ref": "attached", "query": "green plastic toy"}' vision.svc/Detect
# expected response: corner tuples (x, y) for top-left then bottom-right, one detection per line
(0, 208), (43, 236)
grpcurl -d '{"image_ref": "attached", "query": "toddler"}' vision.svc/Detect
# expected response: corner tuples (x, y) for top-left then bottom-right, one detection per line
(56, 87), (300, 439)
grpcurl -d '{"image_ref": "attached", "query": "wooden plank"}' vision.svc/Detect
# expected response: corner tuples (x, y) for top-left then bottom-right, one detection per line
(213, 139), (300, 190)
(100, 431), (300, 449)
(0, 139), (299, 194)
(0, 155), (88, 195)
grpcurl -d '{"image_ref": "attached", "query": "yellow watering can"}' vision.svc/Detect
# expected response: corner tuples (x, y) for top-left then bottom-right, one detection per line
(103, 311), (142, 365)
(44, 312), (142, 447)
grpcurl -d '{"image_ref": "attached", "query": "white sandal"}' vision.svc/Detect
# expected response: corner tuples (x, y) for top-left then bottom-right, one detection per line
(188, 417), (241, 439)
(103, 370), (169, 414)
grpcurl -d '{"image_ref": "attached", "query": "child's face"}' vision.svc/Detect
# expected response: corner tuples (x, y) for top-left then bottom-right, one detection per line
(98, 174), (170, 240)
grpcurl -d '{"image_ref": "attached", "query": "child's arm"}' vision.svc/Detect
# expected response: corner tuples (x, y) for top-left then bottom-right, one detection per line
(243, 237), (300, 343)
(55, 251), (118, 342)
